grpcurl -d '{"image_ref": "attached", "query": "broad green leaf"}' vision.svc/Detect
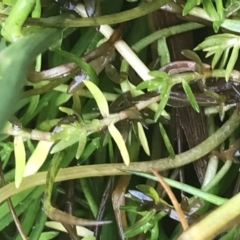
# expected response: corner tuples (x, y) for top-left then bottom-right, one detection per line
(76, 131), (87, 159)
(137, 122), (150, 156)
(24, 141), (54, 177)
(136, 184), (160, 203)
(0, 28), (61, 132)
(84, 80), (109, 117)
(14, 136), (26, 188)
(108, 123), (130, 165)
(226, 44), (239, 80)
(159, 123), (175, 159)
(182, 79), (200, 112)
(51, 134), (79, 154)
(154, 83), (171, 121)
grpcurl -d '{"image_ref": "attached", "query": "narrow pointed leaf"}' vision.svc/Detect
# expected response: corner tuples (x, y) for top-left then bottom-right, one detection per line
(108, 123), (130, 166)
(182, 0), (200, 15)
(211, 49), (224, 68)
(148, 71), (169, 79)
(154, 83), (171, 121)
(83, 80), (109, 117)
(45, 221), (93, 237)
(181, 49), (203, 72)
(137, 122), (150, 156)
(159, 123), (175, 159)
(226, 44), (239, 81)
(51, 134), (79, 154)
(136, 184), (160, 203)
(182, 79), (200, 112)
(76, 131), (87, 159)
(14, 136), (26, 188)
(24, 141), (54, 177)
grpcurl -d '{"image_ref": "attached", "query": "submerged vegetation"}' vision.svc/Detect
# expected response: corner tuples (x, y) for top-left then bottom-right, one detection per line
(1, 0), (240, 239)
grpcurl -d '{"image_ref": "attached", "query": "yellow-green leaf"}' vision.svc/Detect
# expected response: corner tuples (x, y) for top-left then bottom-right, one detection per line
(45, 221), (93, 237)
(108, 123), (130, 166)
(83, 80), (109, 117)
(137, 122), (150, 156)
(24, 141), (54, 177)
(14, 136), (26, 188)
(76, 131), (87, 159)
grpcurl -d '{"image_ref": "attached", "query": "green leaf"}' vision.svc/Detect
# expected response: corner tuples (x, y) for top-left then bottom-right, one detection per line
(24, 140), (54, 177)
(148, 71), (169, 79)
(211, 48), (224, 68)
(159, 123), (175, 159)
(154, 83), (171, 121)
(0, 28), (61, 132)
(182, 0), (201, 16)
(202, 0), (221, 32)
(51, 134), (79, 154)
(55, 50), (98, 91)
(181, 49), (203, 72)
(76, 131), (87, 159)
(226, 44), (239, 80)
(136, 78), (163, 91)
(136, 184), (160, 203)
(124, 210), (156, 238)
(1, 0), (37, 42)
(137, 122), (150, 156)
(182, 79), (200, 112)
(39, 231), (59, 240)
(14, 136), (26, 188)
(108, 123), (130, 166)
(83, 80), (109, 117)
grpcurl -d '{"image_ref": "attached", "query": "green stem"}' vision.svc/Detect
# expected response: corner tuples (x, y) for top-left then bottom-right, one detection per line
(0, 110), (239, 205)
(124, 171), (227, 205)
(0, 0), (170, 28)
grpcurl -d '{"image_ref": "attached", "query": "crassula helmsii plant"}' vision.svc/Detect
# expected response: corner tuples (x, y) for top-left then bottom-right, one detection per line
(1, 0), (240, 239)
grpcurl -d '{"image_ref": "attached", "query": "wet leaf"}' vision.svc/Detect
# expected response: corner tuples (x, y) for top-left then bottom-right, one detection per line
(14, 136), (26, 188)
(182, 79), (200, 112)
(84, 80), (109, 117)
(108, 123), (130, 165)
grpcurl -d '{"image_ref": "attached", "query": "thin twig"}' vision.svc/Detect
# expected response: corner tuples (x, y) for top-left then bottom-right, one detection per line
(150, 168), (189, 230)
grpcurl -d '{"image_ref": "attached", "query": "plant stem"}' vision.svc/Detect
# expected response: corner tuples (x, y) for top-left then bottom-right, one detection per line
(1, 110), (239, 204)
